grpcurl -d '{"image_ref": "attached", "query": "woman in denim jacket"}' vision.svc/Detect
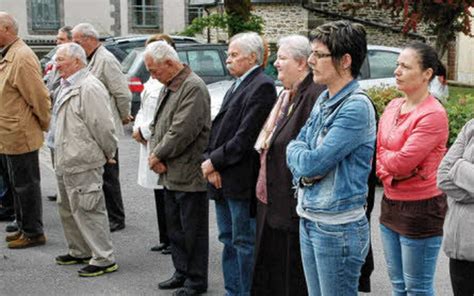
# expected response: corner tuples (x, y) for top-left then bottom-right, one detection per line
(438, 119), (474, 296)
(286, 21), (376, 296)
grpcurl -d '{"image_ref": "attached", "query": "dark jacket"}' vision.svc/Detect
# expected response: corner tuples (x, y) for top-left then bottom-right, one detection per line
(263, 73), (325, 232)
(205, 67), (277, 200)
(150, 66), (211, 192)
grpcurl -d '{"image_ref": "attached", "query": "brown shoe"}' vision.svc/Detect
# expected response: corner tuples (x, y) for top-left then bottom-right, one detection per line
(7, 234), (46, 249)
(5, 231), (22, 242)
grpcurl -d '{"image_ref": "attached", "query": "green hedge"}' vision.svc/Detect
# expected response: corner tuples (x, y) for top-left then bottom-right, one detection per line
(367, 86), (474, 146)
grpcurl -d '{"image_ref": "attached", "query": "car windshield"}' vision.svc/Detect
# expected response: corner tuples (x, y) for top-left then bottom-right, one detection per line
(122, 48), (144, 74)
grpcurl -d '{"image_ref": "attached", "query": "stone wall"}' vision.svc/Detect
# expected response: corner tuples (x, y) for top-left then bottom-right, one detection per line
(305, 0), (430, 48)
(252, 4), (309, 43)
(204, 4), (308, 44)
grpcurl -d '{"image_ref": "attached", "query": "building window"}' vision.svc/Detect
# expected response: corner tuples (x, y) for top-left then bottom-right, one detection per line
(131, 0), (160, 28)
(31, 0), (60, 30)
(188, 6), (205, 25)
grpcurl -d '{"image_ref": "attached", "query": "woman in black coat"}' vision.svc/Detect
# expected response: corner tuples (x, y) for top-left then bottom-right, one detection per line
(251, 35), (325, 296)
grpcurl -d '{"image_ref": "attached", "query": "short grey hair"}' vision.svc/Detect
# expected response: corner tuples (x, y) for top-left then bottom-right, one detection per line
(56, 43), (87, 66)
(0, 12), (19, 34)
(144, 40), (180, 64)
(229, 32), (264, 66)
(72, 23), (99, 40)
(277, 35), (311, 62)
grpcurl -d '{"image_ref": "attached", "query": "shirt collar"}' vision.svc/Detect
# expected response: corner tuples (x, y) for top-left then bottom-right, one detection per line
(235, 65), (259, 85)
(60, 68), (87, 88)
(319, 79), (360, 109)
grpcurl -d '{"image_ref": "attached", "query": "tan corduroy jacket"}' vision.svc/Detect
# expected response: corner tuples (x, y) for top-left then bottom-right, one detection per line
(0, 38), (51, 154)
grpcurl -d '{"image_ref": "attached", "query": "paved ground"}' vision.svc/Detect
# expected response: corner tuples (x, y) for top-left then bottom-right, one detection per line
(0, 126), (453, 295)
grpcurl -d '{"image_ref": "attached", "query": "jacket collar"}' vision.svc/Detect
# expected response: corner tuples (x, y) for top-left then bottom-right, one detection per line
(319, 79), (360, 110)
(87, 45), (105, 69)
(214, 67), (263, 118)
(166, 64), (192, 92)
(269, 73), (315, 145)
(1, 38), (21, 62)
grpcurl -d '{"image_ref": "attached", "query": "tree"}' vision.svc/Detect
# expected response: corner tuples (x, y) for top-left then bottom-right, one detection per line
(180, 1), (264, 40)
(224, 0), (253, 36)
(378, 0), (474, 57)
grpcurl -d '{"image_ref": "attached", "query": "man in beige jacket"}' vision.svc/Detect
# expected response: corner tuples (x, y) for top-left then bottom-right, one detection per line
(52, 42), (119, 277)
(0, 12), (51, 249)
(72, 23), (131, 232)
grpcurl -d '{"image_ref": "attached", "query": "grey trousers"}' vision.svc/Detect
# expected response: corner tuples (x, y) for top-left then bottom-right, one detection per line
(56, 167), (115, 267)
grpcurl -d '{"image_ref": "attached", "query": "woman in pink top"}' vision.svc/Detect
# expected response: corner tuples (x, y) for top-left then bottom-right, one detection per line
(376, 41), (449, 296)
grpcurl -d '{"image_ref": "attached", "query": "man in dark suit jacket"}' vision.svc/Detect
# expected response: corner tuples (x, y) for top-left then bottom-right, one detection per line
(201, 32), (277, 296)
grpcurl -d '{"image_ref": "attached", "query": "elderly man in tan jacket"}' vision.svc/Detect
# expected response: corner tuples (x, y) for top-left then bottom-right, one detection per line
(72, 23), (131, 232)
(51, 42), (119, 277)
(0, 12), (51, 249)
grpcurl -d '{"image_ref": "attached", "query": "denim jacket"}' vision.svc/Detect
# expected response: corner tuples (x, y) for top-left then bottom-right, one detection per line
(286, 80), (376, 214)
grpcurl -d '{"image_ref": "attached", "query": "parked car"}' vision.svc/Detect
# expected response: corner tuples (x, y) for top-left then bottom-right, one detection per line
(40, 35), (199, 73)
(127, 44), (400, 119)
(124, 43), (231, 117)
(358, 45), (401, 89)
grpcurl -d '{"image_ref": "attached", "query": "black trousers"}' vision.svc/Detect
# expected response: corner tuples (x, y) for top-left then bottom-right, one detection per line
(0, 155), (14, 216)
(103, 149), (125, 225)
(153, 189), (169, 245)
(1, 151), (43, 236)
(164, 189), (208, 291)
(252, 203), (307, 296)
(450, 258), (474, 296)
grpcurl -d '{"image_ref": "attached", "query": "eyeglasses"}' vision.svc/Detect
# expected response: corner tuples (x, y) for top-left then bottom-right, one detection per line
(311, 51), (332, 59)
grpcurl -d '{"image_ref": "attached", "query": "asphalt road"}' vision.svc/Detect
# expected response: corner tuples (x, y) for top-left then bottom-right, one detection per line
(0, 126), (453, 296)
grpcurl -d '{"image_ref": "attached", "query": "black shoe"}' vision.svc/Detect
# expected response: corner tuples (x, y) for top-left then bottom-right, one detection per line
(172, 287), (206, 296)
(56, 254), (92, 265)
(109, 222), (125, 232)
(161, 245), (171, 255)
(151, 243), (169, 252)
(158, 275), (185, 290)
(5, 220), (18, 233)
(47, 194), (57, 201)
(78, 263), (118, 277)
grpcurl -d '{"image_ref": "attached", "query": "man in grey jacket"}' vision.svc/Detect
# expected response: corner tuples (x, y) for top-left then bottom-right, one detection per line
(51, 43), (118, 277)
(146, 41), (211, 296)
(72, 23), (131, 232)
(438, 119), (474, 296)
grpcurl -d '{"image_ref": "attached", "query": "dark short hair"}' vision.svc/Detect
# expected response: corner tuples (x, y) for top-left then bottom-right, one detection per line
(146, 33), (176, 49)
(405, 41), (444, 81)
(310, 21), (367, 78)
(59, 25), (73, 40)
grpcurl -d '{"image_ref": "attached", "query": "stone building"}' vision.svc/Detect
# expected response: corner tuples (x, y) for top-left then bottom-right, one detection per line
(191, 0), (473, 84)
(0, 0), (189, 48)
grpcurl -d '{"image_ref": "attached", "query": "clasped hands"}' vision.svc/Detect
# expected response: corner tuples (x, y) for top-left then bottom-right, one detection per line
(201, 159), (222, 189)
(148, 154), (167, 174)
(393, 167), (420, 181)
(132, 129), (147, 145)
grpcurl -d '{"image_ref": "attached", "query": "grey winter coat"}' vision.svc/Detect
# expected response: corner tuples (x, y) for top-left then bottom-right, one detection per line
(54, 72), (118, 175)
(87, 45), (131, 136)
(438, 119), (474, 261)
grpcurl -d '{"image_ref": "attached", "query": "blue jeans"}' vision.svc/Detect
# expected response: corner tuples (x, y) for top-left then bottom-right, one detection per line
(299, 217), (369, 296)
(215, 198), (256, 296)
(380, 224), (442, 296)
